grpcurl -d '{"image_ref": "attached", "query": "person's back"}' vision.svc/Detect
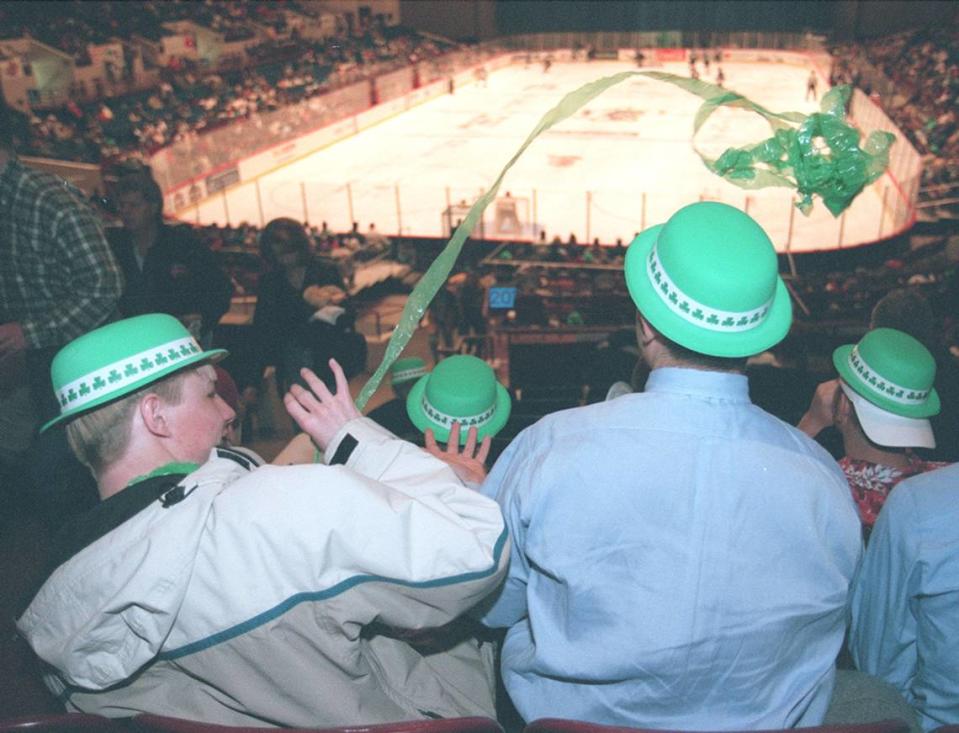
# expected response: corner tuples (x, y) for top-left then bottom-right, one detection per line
(483, 370), (858, 728)
(850, 462), (959, 731)
(479, 202), (862, 729)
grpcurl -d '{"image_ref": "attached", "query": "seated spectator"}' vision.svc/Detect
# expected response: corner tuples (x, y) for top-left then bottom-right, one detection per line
(109, 170), (233, 345)
(799, 328), (948, 539)
(16, 313), (507, 726)
(850, 461), (959, 731)
(478, 202), (863, 728)
(251, 218), (361, 396)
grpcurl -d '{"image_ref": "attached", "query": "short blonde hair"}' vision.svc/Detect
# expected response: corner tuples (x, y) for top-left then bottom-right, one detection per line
(66, 369), (192, 473)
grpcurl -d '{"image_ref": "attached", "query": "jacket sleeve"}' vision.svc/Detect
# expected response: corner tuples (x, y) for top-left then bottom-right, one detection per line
(198, 419), (509, 637)
(848, 485), (920, 698)
(308, 418), (510, 630)
(474, 429), (534, 628)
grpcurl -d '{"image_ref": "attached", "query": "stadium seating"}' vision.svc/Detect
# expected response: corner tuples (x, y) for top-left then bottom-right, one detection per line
(128, 715), (504, 733)
(0, 714), (123, 731)
(524, 718), (912, 733)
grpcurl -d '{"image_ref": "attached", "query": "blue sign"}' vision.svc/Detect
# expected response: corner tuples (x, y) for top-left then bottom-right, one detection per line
(488, 286), (517, 309)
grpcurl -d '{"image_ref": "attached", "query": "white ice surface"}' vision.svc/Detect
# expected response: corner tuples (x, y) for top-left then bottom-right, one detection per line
(182, 60), (898, 252)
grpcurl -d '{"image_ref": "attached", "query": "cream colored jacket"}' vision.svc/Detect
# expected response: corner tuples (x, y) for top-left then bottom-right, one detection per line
(18, 419), (508, 727)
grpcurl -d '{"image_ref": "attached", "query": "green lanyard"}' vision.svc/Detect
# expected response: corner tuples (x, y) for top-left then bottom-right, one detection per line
(127, 461), (200, 488)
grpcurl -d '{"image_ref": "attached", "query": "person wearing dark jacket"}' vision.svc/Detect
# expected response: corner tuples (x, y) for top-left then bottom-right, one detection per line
(108, 171), (233, 344)
(251, 218), (363, 396)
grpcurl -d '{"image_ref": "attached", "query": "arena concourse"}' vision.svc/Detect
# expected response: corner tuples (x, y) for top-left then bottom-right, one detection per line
(1, 0), (958, 730)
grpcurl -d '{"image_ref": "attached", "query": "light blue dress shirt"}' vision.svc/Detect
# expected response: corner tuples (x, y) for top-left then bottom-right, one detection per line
(850, 463), (959, 731)
(480, 367), (862, 729)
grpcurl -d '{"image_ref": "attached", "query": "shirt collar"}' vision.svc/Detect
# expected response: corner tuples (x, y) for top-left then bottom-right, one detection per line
(645, 366), (751, 403)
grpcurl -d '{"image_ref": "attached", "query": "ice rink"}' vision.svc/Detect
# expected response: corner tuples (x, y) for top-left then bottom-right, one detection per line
(181, 59), (898, 252)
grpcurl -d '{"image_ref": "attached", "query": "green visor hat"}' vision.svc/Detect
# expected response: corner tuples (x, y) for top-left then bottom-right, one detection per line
(406, 354), (511, 444)
(42, 313), (227, 432)
(624, 201), (792, 358)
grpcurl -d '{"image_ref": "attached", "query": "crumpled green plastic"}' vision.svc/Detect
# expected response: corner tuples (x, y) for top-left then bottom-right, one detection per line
(356, 72), (894, 408)
(680, 81), (897, 216)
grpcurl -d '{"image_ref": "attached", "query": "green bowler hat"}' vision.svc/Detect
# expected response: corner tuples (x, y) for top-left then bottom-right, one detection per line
(834, 328), (940, 419)
(42, 314), (228, 432)
(406, 354), (511, 444)
(624, 202), (792, 357)
(390, 357), (428, 386)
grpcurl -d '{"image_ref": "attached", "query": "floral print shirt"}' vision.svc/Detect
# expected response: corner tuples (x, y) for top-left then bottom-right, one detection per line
(839, 454), (949, 534)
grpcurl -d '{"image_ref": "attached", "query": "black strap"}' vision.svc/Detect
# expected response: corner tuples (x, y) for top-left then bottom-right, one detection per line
(330, 434), (358, 465)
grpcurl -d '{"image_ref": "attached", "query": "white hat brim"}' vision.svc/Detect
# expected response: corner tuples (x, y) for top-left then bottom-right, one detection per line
(841, 382), (935, 449)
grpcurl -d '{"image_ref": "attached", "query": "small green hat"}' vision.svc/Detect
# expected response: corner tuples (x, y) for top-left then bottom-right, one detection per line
(406, 354), (511, 444)
(833, 328), (940, 419)
(624, 202), (792, 357)
(42, 314), (227, 432)
(390, 357), (428, 386)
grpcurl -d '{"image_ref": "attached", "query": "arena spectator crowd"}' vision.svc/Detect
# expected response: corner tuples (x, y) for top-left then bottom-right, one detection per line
(3, 9), (959, 732)
(4, 2), (456, 164)
(831, 27), (959, 216)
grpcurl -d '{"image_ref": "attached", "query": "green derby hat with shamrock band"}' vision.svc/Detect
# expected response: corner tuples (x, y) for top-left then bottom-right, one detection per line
(834, 328), (940, 419)
(406, 354), (511, 445)
(390, 357), (428, 386)
(42, 313), (227, 432)
(625, 202), (792, 357)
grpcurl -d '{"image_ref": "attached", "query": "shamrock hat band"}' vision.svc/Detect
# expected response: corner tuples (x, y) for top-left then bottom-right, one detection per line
(646, 244), (772, 332)
(420, 394), (496, 432)
(624, 203), (792, 358)
(405, 354), (511, 444)
(42, 313), (228, 433)
(392, 366), (428, 384)
(56, 337), (201, 412)
(847, 345), (931, 407)
(832, 328), (939, 420)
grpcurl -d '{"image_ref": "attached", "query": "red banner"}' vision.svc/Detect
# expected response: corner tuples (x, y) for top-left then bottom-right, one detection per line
(654, 48), (687, 63)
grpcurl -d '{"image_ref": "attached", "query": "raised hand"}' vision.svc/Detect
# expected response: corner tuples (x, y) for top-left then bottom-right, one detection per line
(424, 422), (491, 485)
(283, 359), (360, 451)
(798, 378), (840, 438)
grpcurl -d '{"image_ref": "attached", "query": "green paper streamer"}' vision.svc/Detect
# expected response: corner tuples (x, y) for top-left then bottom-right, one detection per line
(356, 72), (894, 409)
(355, 71), (637, 409)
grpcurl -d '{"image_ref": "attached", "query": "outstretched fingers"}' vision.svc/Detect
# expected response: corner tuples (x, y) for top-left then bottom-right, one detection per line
(476, 435), (491, 464)
(300, 367), (334, 404)
(447, 422), (461, 452)
(424, 428), (439, 452)
(329, 358), (351, 399)
(283, 390), (313, 430)
(462, 425), (478, 456)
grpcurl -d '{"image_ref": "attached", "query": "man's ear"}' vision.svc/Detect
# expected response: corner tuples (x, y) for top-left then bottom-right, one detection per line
(635, 312), (657, 348)
(139, 393), (172, 437)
